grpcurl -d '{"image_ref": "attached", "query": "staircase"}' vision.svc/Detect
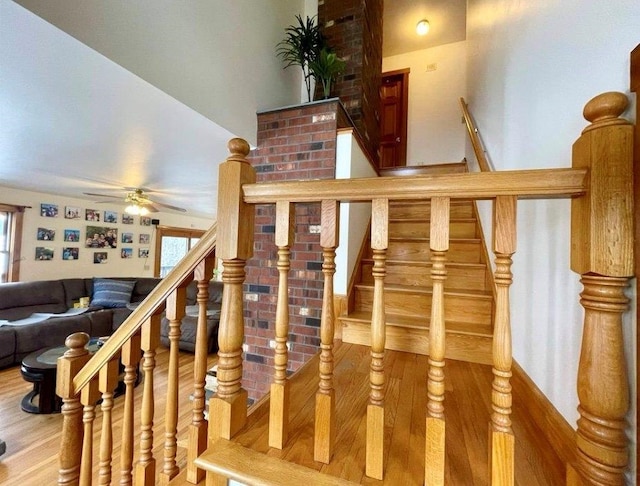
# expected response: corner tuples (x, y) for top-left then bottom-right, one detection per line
(341, 165), (494, 365)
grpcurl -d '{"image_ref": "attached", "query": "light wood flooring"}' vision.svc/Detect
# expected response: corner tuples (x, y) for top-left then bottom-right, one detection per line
(0, 343), (564, 485)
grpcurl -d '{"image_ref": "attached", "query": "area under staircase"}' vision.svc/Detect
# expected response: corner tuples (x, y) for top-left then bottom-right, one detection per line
(341, 164), (494, 365)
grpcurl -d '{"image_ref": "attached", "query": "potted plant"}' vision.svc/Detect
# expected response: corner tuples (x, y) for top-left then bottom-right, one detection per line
(309, 47), (346, 100)
(276, 15), (325, 102)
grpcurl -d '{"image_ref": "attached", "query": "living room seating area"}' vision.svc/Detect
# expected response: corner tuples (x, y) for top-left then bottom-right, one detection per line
(0, 276), (223, 368)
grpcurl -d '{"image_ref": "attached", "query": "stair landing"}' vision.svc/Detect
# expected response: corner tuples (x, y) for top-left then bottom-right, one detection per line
(197, 341), (565, 485)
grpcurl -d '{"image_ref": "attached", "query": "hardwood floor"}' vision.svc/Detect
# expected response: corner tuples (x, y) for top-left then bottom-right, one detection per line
(225, 341), (565, 485)
(0, 346), (217, 485)
(0, 342), (564, 485)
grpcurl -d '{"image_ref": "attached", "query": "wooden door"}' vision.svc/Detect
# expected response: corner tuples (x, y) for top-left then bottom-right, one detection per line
(379, 69), (409, 169)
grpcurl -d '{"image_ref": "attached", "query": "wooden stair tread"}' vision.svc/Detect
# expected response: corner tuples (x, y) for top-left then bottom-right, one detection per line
(354, 282), (493, 299)
(195, 439), (358, 486)
(361, 258), (486, 269)
(342, 310), (493, 336)
(389, 217), (477, 223)
(389, 236), (481, 243)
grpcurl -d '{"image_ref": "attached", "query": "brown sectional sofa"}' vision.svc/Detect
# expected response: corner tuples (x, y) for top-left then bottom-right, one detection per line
(0, 277), (223, 368)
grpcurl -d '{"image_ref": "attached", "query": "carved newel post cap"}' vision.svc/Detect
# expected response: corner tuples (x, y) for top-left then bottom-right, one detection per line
(582, 92), (629, 133)
(64, 332), (90, 357)
(227, 138), (251, 158)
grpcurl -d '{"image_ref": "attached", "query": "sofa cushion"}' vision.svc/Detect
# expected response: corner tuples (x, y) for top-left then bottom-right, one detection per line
(14, 315), (92, 361)
(91, 278), (136, 308)
(0, 327), (16, 365)
(0, 280), (67, 321)
(131, 278), (161, 303)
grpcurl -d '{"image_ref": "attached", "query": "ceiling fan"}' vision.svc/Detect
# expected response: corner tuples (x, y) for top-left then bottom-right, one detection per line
(83, 188), (187, 214)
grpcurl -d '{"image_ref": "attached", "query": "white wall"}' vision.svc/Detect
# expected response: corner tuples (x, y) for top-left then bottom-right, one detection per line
(465, 0), (638, 478)
(382, 41), (467, 165)
(1, 186), (212, 282)
(334, 131), (378, 295)
(14, 0), (306, 145)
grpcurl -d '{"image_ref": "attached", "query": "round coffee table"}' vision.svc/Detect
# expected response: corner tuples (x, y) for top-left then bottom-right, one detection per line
(20, 340), (101, 414)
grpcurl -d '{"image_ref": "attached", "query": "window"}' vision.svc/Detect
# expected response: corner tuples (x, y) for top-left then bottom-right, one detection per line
(154, 226), (204, 277)
(0, 204), (25, 283)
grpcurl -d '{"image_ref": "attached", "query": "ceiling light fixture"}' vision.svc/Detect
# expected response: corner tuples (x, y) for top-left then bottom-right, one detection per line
(125, 204), (149, 216)
(416, 19), (430, 36)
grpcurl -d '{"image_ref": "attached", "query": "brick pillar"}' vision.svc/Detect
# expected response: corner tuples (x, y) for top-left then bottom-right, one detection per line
(318, 0), (383, 164)
(242, 101), (351, 402)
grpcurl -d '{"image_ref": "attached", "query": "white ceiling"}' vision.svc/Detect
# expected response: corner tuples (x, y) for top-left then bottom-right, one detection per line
(0, 1), (234, 218)
(0, 1), (465, 219)
(383, 0), (467, 58)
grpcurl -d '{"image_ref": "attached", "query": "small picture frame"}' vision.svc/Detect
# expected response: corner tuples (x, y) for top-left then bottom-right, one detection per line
(37, 227), (55, 241)
(140, 216), (151, 226)
(64, 229), (80, 242)
(93, 251), (108, 264)
(104, 210), (118, 223)
(120, 248), (133, 259)
(40, 203), (58, 217)
(121, 232), (133, 244)
(122, 214), (134, 225)
(86, 209), (101, 222)
(139, 233), (150, 244)
(65, 206), (82, 219)
(138, 248), (149, 258)
(35, 247), (54, 260)
(62, 247), (79, 260)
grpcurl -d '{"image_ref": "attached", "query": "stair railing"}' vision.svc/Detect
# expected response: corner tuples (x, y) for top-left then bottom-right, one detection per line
(57, 220), (219, 484)
(460, 97), (492, 172)
(208, 92), (633, 484)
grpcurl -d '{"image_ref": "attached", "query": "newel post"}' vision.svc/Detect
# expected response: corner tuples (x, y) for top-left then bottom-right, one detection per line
(208, 138), (254, 447)
(57, 332), (91, 486)
(567, 92), (634, 485)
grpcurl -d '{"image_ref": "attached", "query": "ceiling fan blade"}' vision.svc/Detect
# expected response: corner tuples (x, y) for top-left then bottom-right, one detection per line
(148, 200), (187, 212)
(144, 203), (160, 213)
(83, 192), (122, 199)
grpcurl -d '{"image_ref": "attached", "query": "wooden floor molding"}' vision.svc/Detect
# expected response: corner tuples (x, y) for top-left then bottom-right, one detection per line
(511, 360), (576, 474)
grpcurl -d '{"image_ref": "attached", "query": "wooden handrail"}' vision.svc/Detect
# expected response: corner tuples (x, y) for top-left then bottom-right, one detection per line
(243, 168), (586, 203)
(72, 223), (217, 392)
(460, 97), (491, 172)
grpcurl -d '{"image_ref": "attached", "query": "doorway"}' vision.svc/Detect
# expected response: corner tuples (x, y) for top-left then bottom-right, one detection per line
(379, 68), (409, 169)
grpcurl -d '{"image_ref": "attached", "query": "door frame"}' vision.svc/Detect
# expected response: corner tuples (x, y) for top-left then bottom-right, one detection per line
(380, 68), (410, 168)
(154, 225), (205, 277)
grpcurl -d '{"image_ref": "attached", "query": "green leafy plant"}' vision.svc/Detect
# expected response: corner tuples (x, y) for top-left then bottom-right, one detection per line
(309, 47), (346, 100)
(276, 15), (325, 102)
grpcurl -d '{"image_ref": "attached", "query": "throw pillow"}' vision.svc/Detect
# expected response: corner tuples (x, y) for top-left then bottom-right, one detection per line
(91, 278), (136, 308)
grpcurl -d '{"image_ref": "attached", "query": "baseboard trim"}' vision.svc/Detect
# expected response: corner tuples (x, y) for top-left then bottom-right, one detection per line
(512, 360), (576, 470)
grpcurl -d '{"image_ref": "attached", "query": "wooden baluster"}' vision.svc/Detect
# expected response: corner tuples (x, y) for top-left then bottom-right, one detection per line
(57, 332), (90, 486)
(119, 332), (141, 486)
(98, 353), (120, 485)
(135, 314), (161, 486)
(270, 201), (294, 450)
(187, 255), (216, 483)
(159, 286), (187, 485)
(566, 92), (634, 486)
(314, 200), (339, 463)
(79, 376), (100, 486)
(489, 195), (517, 486)
(425, 196), (450, 486)
(366, 198), (388, 480)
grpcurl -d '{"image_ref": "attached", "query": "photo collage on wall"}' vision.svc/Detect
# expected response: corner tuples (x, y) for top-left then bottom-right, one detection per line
(34, 203), (153, 263)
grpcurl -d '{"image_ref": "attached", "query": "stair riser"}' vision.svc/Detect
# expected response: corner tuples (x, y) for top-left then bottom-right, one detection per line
(355, 288), (492, 325)
(389, 202), (474, 219)
(360, 263), (488, 291)
(388, 220), (477, 239)
(341, 320), (492, 365)
(385, 240), (483, 263)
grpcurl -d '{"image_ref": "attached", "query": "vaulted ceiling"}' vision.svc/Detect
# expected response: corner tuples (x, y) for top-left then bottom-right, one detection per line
(0, 1), (466, 218)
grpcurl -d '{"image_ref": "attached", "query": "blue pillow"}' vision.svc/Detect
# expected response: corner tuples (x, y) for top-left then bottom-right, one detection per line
(91, 278), (135, 308)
